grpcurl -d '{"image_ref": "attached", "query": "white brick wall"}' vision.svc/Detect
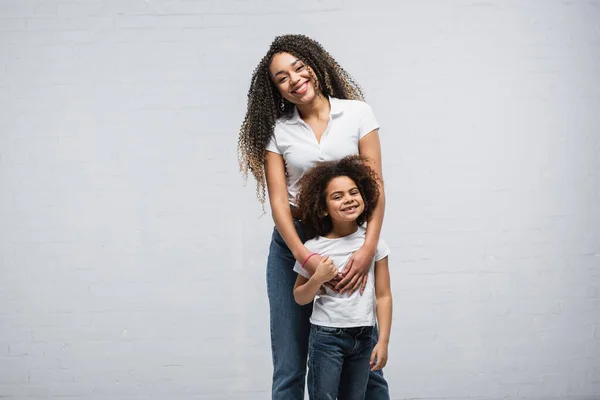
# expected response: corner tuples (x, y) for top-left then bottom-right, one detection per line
(1, 0), (598, 399)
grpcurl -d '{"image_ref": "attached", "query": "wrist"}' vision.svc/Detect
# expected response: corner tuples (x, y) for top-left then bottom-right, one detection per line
(311, 275), (327, 286)
(377, 337), (390, 345)
(361, 241), (377, 255)
(292, 246), (311, 262)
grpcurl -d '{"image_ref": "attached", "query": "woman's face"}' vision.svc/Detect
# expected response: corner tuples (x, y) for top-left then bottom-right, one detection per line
(269, 52), (320, 106)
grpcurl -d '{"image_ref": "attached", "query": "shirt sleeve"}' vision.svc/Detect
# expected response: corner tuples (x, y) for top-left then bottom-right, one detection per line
(374, 237), (391, 261)
(358, 101), (379, 139)
(265, 133), (281, 154)
(293, 240), (316, 279)
(293, 261), (311, 279)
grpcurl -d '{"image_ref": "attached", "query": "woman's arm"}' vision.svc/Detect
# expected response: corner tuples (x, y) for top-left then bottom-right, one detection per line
(336, 130), (386, 294)
(360, 130), (386, 255)
(370, 256), (392, 371)
(265, 151), (322, 273)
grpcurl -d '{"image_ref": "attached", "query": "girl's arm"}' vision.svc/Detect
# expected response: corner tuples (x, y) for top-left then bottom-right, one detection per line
(336, 130), (386, 294)
(293, 256), (338, 305)
(265, 151), (322, 274)
(370, 256), (392, 371)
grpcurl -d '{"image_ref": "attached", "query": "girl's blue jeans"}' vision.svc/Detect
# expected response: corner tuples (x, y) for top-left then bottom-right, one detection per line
(308, 324), (374, 400)
(266, 219), (390, 399)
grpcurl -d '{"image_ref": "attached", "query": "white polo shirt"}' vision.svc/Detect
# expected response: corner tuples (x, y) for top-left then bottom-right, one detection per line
(265, 97), (379, 206)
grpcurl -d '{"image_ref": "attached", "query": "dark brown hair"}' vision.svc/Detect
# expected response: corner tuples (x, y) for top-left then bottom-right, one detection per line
(296, 155), (380, 238)
(237, 34), (364, 207)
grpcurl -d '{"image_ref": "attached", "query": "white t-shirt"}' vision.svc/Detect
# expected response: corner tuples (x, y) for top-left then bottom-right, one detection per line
(265, 97), (379, 206)
(293, 226), (390, 328)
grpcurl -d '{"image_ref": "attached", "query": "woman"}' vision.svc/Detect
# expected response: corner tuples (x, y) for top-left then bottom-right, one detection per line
(238, 34), (388, 399)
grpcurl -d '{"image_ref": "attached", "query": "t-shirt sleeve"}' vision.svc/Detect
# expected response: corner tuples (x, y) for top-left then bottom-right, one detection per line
(265, 133), (281, 154)
(293, 260), (311, 279)
(293, 239), (316, 279)
(374, 237), (391, 261)
(358, 101), (379, 139)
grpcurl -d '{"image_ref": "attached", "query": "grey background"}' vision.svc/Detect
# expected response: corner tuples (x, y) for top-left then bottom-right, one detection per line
(1, 0), (599, 399)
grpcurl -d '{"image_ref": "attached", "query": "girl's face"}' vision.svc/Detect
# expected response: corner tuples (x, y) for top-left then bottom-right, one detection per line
(269, 52), (320, 106)
(324, 176), (365, 224)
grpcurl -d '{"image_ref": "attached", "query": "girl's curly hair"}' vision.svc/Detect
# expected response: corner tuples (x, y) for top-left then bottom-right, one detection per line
(238, 34), (365, 206)
(296, 155), (381, 239)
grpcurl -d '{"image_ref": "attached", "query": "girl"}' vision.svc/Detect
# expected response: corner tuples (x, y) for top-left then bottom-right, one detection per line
(293, 155), (392, 400)
(238, 34), (389, 399)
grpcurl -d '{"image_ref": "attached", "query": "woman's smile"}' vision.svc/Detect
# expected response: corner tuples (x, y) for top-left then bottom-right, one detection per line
(293, 81), (309, 95)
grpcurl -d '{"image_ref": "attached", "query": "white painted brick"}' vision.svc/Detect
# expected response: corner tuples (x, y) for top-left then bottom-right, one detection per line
(1, 0), (599, 399)
(0, 383), (25, 397)
(0, 359), (30, 384)
(24, 16), (114, 31)
(0, 17), (27, 30)
(27, 368), (75, 384)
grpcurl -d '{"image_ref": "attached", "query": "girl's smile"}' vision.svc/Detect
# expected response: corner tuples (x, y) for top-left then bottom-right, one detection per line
(325, 176), (365, 232)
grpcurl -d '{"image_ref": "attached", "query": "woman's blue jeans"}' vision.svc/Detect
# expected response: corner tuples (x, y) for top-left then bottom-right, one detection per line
(266, 220), (390, 399)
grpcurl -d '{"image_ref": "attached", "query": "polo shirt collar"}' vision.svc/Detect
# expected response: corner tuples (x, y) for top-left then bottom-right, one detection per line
(284, 97), (343, 125)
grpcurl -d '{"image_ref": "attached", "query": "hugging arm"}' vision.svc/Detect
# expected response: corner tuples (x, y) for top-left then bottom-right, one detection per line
(337, 130), (386, 294)
(265, 151), (322, 273)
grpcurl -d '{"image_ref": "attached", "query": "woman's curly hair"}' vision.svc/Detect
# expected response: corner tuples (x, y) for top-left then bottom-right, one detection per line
(238, 34), (365, 206)
(296, 155), (381, 239)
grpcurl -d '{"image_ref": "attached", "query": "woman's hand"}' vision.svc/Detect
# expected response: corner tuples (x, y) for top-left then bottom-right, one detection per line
(335, 245), (375, 295)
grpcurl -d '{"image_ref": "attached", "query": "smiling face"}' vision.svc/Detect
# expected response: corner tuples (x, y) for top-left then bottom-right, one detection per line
(269, 52), (320, 106)
(324, 176), (365, 225)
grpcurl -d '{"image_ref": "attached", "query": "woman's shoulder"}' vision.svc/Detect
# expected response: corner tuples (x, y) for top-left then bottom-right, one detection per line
(272, 117), (290, 136)
(331, 97), (374, 115)
(332, 97), (368, 107)
(274, 112), (298, 131)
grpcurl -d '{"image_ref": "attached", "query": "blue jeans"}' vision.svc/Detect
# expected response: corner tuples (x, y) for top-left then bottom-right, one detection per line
(308, 325), (373, 400)
(266, 220), (390, 399)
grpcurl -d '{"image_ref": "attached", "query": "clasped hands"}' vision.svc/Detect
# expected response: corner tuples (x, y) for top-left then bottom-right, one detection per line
(304, 246), (375, 295)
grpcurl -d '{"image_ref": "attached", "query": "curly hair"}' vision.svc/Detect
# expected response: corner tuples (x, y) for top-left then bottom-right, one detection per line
(296, 155), (381, 239)
(237, 34), (365, 206)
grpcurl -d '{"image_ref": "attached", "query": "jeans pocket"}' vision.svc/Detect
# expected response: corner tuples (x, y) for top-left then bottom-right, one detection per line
(359, 326), (374, 338)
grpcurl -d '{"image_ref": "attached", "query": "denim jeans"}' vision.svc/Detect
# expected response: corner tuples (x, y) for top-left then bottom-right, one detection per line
(266, 220), (390, 399)
(308, 325), (373, 400)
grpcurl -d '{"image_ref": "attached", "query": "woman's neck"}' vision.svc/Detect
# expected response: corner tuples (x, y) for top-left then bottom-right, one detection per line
(324, 221), (359, 239)
(296, 94), (330, 121)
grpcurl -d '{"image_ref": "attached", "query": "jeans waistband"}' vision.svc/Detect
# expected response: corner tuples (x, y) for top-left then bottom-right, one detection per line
(311, 324), (373, 336)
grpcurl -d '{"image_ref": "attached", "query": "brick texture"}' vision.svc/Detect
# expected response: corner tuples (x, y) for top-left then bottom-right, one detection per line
(1, 0), (599, 399)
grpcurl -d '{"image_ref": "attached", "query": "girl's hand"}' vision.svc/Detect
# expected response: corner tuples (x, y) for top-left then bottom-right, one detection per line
(313, 256), (338, 285)
(302, 254), (342, 291)
(370, 341), (388, 371)
(335, 245), (375, 295)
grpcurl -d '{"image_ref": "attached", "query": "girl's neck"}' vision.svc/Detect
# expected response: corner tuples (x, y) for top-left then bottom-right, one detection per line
(296, 94), (330, 121)
(324, 221), (359, 239)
